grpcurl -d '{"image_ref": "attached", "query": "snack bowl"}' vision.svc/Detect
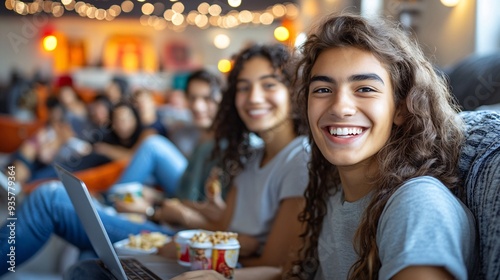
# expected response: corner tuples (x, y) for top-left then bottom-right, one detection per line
(113, 232), (170, 256)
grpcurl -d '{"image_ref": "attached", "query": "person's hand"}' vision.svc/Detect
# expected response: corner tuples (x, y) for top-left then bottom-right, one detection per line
(156, 199), (185, 224)
(171, 270), (226, 280)
(114, 196), (151, 214)
(156, 240), (177, 259)
(93, 142), (112, 155)
(237, 234), (260, 257)
(204, 167), (225, 209)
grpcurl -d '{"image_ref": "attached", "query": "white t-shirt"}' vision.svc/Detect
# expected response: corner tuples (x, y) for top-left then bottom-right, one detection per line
(228, 136), (310, 243)
(315, 176), (477, 280)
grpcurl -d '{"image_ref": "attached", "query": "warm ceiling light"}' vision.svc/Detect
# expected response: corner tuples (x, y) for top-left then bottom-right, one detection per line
(285, 3), (299, 19)
(197, 2), (209, 14)
(251, 12), (261, 24)
(208, 4), (221, 16)
(108, 5), (121, 17)
(239, 10), (252, 23)
(274, 26), (289, 41)
(214, 34), (230, 49)
(43, 35), (57, 51)
(95, 8), (106, 20)
(209, 16), (219, 26)
(272, 4), (286, 18)
(172, 13), (184, 25)
(141, 3), (154, 15)
(218, 59), (232, 73)
(172, 2), (184, 13)
(440, 0), (460, 7)
(260, 12), (274, 25)
(228, 0), (241, 8)
(163, 9), (174, 20)
(121, 0), (133, 13)
(52, 5), (64, 17)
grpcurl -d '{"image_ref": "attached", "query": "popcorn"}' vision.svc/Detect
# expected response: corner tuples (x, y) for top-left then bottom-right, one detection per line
(127, 232), (168, 250)
(190, 231), (238, 245)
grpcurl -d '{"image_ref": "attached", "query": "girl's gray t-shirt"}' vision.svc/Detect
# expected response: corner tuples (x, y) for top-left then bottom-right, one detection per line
(228, 136), (310, 243)
(315, 176), (477, 280)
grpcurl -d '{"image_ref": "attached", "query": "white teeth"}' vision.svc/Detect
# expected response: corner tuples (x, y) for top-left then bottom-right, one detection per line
(248, 109), (268, 116)
(328, 127), (363, 136)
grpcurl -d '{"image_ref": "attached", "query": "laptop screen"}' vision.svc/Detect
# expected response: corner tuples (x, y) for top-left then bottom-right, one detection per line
(54, 164), (128, 280)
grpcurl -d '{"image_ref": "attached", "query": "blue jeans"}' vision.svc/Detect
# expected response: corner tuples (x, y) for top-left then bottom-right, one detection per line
(0, 181), (175, 276)
(112, 135), (188, 197)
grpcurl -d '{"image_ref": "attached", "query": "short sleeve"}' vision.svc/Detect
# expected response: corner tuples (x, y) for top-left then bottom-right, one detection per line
(278, 143), (309, 200)
(377, 177), (477, 280)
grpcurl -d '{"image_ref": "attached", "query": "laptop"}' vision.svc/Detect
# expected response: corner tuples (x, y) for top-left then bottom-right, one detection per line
(54, 164), (188, 279)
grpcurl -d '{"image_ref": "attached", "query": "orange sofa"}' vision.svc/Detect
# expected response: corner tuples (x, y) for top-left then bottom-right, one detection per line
(23, 159), (128, 194)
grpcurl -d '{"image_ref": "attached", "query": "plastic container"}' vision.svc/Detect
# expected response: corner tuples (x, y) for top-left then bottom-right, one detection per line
(174, 229), (212, 267)
(212, 238), (240, 279)
(189, 241), (213, 270)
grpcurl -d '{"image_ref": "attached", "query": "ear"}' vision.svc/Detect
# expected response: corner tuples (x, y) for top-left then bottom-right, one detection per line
(393, 100), (406, 126)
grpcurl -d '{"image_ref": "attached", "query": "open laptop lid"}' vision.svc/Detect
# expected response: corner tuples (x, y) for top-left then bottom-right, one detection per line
(54, 164), (128, 280)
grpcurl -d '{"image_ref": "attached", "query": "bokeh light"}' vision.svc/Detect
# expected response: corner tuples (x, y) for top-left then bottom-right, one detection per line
(218, 59), (232, 73)
(43, 35), (57, 51)
(274, 26), (289, 41)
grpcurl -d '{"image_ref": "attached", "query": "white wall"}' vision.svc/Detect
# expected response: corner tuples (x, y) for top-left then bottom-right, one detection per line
(476, 0), (500, 55)
(0, 15), (281, 85)
(417, 0), (476, 68)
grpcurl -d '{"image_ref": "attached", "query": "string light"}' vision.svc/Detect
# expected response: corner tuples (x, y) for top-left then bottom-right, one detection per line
(4, 0), (300, 31)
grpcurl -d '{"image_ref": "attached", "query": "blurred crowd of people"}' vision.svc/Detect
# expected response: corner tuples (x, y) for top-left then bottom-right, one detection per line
(0, 70), (197, 187)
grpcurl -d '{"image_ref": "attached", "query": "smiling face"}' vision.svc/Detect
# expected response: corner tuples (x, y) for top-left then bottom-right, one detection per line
(308, 47), (403, 169)
(235, 56), (292, 135)
(186, 79), (220, 129)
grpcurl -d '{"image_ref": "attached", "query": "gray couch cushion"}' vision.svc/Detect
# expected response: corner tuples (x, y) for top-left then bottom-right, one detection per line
(446, 53), (500, 111)
(457, 110), (500, 279)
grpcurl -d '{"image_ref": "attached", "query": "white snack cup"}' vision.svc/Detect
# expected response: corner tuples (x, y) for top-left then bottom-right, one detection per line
(108, 182), (143, 202)
(174, 229), (212, 267)
(212, 238), (240, 279)
(189, 241), (213, 270)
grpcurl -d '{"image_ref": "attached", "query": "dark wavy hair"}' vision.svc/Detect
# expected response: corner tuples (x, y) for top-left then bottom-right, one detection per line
(107, 101), (143, 148)
(288, 13), (464, 279)
(211, 43), (308, 182)
(186, 69), (224, 102)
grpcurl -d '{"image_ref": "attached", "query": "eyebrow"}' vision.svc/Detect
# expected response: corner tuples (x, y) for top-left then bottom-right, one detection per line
(237, 74), (281, 83)
(310, 73), (385, 85)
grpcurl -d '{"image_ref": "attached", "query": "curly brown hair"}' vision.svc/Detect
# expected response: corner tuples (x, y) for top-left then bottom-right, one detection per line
(211, 43), (308, 183)
(288, 13), (464, 279)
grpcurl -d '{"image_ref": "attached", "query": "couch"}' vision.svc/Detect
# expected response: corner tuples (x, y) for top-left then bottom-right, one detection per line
(456, 110), (500, 280)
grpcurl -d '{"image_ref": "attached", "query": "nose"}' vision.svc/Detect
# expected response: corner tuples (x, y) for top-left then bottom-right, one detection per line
(248, 85), (265, 104)
(329, 87), (356, 118)
(191, 98), (206, 114)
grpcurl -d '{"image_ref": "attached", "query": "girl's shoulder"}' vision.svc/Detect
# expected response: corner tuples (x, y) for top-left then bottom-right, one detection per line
(382, 176), (473, 223)
(387, 176), (460, 208)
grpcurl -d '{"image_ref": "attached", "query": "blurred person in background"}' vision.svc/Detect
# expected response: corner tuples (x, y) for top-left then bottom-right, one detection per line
(131, 88), (169, 138)
(104, 75), (131, 105)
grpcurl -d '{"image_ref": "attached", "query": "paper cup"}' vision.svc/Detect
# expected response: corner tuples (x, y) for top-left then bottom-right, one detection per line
(189, 241), (213, 270)
(174, 230), (212, 267)
(108, 182), (143, 202)
(212, 239), (240, 279)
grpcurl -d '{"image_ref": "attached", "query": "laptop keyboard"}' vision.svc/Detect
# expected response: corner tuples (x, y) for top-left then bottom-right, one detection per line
(121, 258), (162, 280)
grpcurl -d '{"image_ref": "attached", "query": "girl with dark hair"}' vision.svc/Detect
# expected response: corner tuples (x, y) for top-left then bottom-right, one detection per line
(171, 43), (310, 277)
(287, 13), (477, 280)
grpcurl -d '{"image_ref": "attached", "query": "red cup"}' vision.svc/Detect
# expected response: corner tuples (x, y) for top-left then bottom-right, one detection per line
(212, 239), (240, 279)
